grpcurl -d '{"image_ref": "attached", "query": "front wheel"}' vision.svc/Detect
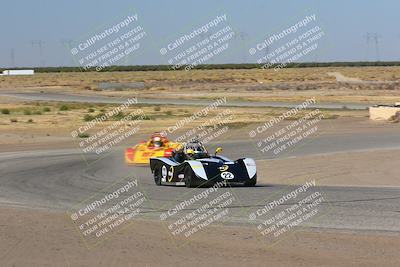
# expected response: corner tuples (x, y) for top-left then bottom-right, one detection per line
(154, 167), (162, 186)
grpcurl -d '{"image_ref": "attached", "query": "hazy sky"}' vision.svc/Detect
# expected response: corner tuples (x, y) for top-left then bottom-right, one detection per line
(1, 0), (399, 67)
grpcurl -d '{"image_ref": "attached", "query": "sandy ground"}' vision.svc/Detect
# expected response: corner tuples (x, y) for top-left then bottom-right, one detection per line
(1, 69), (399, 266)
(1, 119), (399, 265)
(1, 206), (399, 267)
(1, 67), (400, 104)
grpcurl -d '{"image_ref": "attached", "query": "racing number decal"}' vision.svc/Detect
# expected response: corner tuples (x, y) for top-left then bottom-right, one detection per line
(219, 165), (229, 172)
(168, 166), (174, 182)
(221, 171), (234, 179)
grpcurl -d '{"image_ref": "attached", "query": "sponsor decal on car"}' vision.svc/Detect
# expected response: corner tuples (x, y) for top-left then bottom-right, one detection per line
(142, 152), (155, 157)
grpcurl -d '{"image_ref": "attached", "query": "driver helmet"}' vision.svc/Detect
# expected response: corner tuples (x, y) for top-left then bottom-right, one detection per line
(185, 139), (208, 159)
(153, 136), (162, 148)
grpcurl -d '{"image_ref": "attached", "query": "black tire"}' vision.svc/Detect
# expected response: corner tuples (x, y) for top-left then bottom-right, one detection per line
(184, 166), (197, 188)
(154, 167), (162, 186)
(244, 174), (257, 187)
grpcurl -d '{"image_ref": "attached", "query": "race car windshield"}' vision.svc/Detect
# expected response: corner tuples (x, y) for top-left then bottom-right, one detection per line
(154, 141), (162, 147)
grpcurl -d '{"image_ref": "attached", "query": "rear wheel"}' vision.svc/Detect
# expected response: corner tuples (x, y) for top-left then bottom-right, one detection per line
(154, 167), (162, 186)
(184, 166), (197, 188)
(244, 175), (257, 187)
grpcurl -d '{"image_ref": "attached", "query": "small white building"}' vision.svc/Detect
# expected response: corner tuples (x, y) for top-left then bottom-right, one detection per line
(1, 69), (34, 76)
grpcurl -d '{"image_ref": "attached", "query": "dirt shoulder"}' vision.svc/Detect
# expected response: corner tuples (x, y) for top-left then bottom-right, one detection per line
(257, 149), (400, 187)
(0, 206), (398, 267)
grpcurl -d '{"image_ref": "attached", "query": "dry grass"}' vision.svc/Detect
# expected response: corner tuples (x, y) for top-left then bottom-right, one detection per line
(0, 99), (365, 139)
(0, 66), (391, 144)
(1, 66), (399, 88)
(1, 67), (400, 104)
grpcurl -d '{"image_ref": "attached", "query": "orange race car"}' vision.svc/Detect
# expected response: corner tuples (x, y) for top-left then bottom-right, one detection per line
(125, 132), (181, 164)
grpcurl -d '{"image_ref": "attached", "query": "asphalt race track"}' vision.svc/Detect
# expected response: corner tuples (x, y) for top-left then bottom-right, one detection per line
(0, 91), (399, 233)
(1, 135), (400, 234)
(0, 92), (371, 110)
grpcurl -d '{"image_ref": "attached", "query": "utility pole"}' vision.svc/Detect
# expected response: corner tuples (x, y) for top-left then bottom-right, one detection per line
(31, 40), (45, 67)
(60, 39), (74, 66)
(198, 33), (212, 63)
(10, 49), (15, 68)
(373, 33), (381, 61)
(264, 40), (270, 65)
(60, 39), (73, 49)
(363, 32), (370, 61)
(239, 32), (247, 63)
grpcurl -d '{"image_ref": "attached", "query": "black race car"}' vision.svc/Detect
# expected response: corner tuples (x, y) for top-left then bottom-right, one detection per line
(150, 140), (257, 187)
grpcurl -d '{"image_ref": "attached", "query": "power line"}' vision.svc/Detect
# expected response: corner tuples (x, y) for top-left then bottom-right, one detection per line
(373, 33), (381, 61)
(363, 32), (381, 61)
(239, 32), (248, 63)
(31, 40), (46, 66)
(363, 32), (371, 61)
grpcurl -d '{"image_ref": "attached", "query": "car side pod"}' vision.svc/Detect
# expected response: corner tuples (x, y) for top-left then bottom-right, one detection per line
(185, 160), (208, 180)
(125, 147), (136, 164)
(242, 158), (257, 179)
(241, 158), (257, 186)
